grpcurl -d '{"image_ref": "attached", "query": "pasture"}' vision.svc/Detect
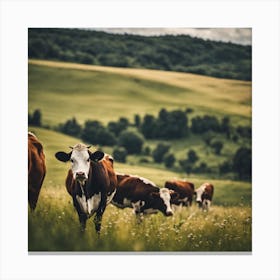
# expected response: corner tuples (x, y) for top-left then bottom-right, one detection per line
(28, 127), (251, 252)
(28, 60), (252, 252)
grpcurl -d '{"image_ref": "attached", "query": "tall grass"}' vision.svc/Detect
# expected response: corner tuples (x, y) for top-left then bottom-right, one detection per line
(29, 188), (251, 252)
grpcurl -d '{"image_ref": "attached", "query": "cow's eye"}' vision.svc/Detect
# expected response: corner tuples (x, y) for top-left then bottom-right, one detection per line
(70, 159), (74, 163)
(87, 158), (90, 162)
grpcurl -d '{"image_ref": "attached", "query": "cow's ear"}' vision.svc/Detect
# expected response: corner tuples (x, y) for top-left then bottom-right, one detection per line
(90, 151), (104, 162)
(55, 152), (71, 162)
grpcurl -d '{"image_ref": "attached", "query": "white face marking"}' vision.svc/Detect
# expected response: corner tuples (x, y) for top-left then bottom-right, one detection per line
(106, 189), (116, 205)
(159, 188), (173, 214)
(76, 194), (88, 214)
(87, 192), (101, 216)
(70, 149), (90, 181)
(195, 185), (206, 202)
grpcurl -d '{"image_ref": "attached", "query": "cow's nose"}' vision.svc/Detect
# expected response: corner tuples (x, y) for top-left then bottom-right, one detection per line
(166, 211), (173, 216)
(197, 201), (202, 207)
(76, 171), (85, 177)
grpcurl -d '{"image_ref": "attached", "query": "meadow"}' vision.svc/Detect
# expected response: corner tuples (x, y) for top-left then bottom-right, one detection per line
(28, 60), (252, 252)
(28, 127), (251, 252)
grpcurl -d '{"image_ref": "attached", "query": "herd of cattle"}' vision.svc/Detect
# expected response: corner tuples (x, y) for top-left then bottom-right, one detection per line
(28, 132), (214, 234)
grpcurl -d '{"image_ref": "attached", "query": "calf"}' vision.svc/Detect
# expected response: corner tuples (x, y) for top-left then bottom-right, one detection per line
(55, 144), (117, 233)
(194, 182), (214, 210)
(112, 173), (177, 216)
(164, 179), (194, 207)
(28, 132), (46, 211)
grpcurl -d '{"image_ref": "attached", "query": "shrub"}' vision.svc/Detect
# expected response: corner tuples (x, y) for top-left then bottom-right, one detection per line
(58, 117), (82, 137)
(163, 153), (176, 168)
(232, 147), (252, 180)
(152, 143), (170, 163)
(211, 140), (223, 155)
(81, 120), (116, 146)
(118, 130), (144, 154)
(113, 146), (127, 163)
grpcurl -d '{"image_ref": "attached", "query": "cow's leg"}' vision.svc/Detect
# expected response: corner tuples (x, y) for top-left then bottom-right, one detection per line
(73, 198), (87, 231)
(94, 193), (107, 235)
(28, 187), (40, 211)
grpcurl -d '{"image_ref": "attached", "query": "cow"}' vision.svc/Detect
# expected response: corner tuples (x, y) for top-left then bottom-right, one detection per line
(55, 143), (117, 234)
(164, 179), (194, 207)
(28, 132), (46, 211)
(194, 182), (214, 210)
(111, 173), (178, 216)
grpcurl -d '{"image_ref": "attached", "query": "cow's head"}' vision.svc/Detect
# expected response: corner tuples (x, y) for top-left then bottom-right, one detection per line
(150, 188), (178, 216)
(194, 186), (206, 208)
(55, 143), (104, 185)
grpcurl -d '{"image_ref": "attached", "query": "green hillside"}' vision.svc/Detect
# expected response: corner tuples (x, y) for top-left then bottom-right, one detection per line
(28, 60), (251, 127)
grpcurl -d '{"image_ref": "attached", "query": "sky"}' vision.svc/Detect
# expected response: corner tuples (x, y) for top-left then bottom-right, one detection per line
(93, 28), (251, 46)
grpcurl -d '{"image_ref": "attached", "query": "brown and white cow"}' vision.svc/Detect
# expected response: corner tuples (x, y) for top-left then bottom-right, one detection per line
(55, 144), (117, 233)
(194, 182), (214, 210)
(164, 179), (194, 207)
(28, 132), (46, 211)
(111, 173), (177, 216)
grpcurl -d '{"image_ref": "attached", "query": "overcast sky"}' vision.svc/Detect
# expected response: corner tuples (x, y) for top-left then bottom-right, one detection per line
(93, 28), (251, 45)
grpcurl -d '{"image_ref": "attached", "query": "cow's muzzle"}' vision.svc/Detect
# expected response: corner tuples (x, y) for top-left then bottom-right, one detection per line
(165, 210), (173, 216)
(75, 172), (87, 184)
(196, 201), (202, 208)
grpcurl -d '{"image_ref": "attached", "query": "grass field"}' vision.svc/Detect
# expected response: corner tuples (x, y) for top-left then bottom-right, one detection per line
(28, 60), (251, 127)
(28, 60), (251, 252)
(28, 127), (251, 252)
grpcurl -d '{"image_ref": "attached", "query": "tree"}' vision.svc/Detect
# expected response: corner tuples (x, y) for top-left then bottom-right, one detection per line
(187, 149), (199, 164)
(143, 146), (151, 156)
(211, 140), (223, 155)
(140, 114), (157, 139)
(179, 159), (193, 176)
(219, 161), (232, 174)
(134, 114), (141, 128)
(107, 117), (129, 136)
(81, 120), (116, 146)
(58, 117), (82, 137)
(221, 116), (231, 138)
(163, 153), (176, 168)
(113, 146), (127, 163)
(232, 147), (252, 180)
(118, 130), (144, 154)
(152, 143), (170, 163)
(28, 109), (42, 127)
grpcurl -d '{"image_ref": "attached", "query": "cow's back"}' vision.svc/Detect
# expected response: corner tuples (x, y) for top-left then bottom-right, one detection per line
(165, 180), (194, 198)
(28, 133), (46, 210)
(117, 175), (158, 200)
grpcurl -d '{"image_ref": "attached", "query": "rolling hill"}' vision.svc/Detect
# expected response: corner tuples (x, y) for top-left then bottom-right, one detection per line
(28, 59), (251, 127)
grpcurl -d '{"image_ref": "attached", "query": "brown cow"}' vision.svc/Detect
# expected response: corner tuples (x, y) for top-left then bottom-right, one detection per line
(112, 173), (177, 216)
(28, 132), (46, 211)
(194, 182), (214, 210)
(164, 179), (194, 207)
(55, 144), (117, 233)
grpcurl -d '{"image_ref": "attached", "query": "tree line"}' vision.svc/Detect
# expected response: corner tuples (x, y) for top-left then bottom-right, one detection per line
(28, 28), (251, 81)
(28, 108), (251, 180)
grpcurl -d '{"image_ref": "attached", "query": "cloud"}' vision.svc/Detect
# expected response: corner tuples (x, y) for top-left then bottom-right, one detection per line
(93, 28), (251, 45)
